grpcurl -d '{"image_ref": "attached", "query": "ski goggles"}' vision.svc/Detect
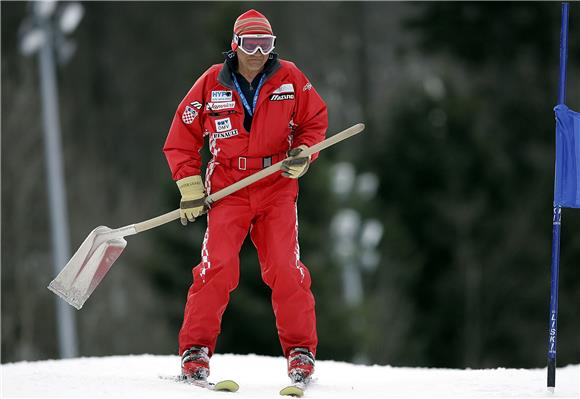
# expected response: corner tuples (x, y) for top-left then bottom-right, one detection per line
(233, 34), (276, 55)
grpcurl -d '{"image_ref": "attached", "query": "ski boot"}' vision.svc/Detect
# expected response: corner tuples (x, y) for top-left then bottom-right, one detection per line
(287, 347), (315, 383)
(181, 346), (210, 381)
(281, 348), (315, 396)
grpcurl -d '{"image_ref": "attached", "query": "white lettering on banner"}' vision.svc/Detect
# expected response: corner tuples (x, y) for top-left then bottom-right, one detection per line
(211, 90), (233, 102)
(303, 82), (312, 91)
(270, 94), (295, 101)
(215, 117), (232, 132)
(272, 83), (294, 94)
(213, 129), (239, 139)
(206, 101), (236, 111)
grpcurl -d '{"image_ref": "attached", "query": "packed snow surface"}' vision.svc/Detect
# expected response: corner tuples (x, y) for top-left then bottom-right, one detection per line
(2, 354), (579, 398)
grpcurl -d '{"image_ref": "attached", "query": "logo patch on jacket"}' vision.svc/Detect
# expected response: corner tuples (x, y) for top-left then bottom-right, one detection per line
(213, 129), (239, 139)
(211, 91), (233, 102)
(182, 106), (198, 124)
(206, 101), (235, 111)
(215, 117), (232, 132)
(272, 83), (294, 94)
(190, 101), (203, 110)
(270, 94), (295, 101)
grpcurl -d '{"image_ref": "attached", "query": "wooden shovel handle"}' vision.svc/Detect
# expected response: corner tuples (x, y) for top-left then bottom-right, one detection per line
(134, 209), (181, 233)
(134, 123), (365, 234)
(208, 122), (365, 203)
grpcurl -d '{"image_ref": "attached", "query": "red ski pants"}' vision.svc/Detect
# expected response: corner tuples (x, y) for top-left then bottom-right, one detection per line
(178, 165), (317, 358)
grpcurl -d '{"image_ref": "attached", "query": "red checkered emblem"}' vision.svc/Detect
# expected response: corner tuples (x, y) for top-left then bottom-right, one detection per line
(182, 106), (198, 125)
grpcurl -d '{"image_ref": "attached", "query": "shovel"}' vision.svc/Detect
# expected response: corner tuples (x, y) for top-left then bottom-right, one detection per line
(48, 123), (365, 309)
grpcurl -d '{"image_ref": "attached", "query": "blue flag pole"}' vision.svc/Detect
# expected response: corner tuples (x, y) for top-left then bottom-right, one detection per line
(547, 1), (569, 391)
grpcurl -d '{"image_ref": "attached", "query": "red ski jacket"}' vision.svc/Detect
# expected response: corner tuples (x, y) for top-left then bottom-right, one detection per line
(163, 53), (328, 181)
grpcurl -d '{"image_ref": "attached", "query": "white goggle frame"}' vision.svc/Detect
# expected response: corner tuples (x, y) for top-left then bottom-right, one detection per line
(233, 34), (277, 55)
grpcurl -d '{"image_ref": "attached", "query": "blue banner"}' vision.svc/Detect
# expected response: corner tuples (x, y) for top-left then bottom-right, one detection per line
(554, 104), (580, 208)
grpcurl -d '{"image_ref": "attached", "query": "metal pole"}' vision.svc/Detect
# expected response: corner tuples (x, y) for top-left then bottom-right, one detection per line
(36, 8), (78, 359)
(547, 2), (569, 391)
(547, 206), (561, 390)
(557, 2), (569, 106)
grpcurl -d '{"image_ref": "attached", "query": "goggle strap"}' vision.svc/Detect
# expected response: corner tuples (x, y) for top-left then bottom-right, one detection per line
(233, 33), (275, 41)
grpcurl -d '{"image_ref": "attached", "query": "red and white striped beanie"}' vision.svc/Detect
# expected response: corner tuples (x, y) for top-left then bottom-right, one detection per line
(231, 9), (273, 50)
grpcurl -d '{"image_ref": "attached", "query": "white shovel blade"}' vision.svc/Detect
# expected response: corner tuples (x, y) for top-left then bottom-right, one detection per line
(48, 226), (127, 309)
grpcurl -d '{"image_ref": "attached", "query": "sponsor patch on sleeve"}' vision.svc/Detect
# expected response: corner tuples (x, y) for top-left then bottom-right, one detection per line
(182, 106), (198, 124)
(272, 83), (294, 94)
(215, 117), (232, 132)
(190, 101), (203, 109)
(303, 82), (312, 91)
(211, 90), (233, 102)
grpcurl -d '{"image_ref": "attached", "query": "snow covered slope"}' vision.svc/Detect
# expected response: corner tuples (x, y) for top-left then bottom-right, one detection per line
(1, 354), (578, 398)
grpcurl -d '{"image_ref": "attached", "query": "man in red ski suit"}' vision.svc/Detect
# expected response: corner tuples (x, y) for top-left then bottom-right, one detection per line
(163, 9), (328, 383)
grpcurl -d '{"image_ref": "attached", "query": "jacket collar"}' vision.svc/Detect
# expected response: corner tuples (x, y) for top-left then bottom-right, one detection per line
(217, 50), (281, 88)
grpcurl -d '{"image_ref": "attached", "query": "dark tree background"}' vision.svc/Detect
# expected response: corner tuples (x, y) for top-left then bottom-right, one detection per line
(2, 2), (579, 369)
